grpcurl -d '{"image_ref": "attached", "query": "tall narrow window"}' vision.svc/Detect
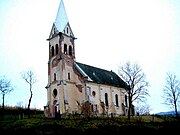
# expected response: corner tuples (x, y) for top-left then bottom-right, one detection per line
(52, 46), (54, 57)
(54, 73), (56, 81)
(64, 44), (67, 54)
(68, 72), (70, 80)
(69, 46), (72, 56)
(115, 94), (119, 107)
(55, 44), (58, 55)
(125, 95), (128, 107)
(67, 27), (68, 34)
(54, 27), (56, 34)
(105, 93), (108, 106)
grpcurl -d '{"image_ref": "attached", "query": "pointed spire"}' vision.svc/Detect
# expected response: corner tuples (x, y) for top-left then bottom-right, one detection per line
(54, 0), (69, 32)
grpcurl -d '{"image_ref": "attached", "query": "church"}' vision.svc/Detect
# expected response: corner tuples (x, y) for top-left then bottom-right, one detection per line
(44, 0), (130, 117)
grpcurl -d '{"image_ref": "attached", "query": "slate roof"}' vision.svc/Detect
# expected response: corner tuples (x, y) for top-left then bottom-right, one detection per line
(75, 62), (129, 89)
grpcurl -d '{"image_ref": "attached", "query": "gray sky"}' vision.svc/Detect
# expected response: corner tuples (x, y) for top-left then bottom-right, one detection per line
(0, 0), (180, 114)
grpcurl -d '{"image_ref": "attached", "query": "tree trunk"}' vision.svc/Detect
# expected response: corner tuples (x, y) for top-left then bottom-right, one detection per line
(174, 101), (179, 119)
(128, 88), (131, 120)
(128, 101), (131, 120)
(2, 93), (4, 110)
(28, 85), (32, 118)
(1, 93), (5, 120)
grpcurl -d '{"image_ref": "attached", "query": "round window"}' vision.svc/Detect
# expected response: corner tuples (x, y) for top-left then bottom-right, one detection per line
(53, 89), (57, 97)
(92, 91), (96, 97)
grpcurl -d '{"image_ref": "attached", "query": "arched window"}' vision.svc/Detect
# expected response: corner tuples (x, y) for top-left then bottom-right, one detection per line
(64, 44), (67, 54)
(55, 44), (58, 55)
(53, 89), (57, 97)
(105, 93), (108, 106)
(115, 94), (119, 107)
(69, 46), (72, 56)
(92, 91), (96, 97)
(52, 46), (54, 57)
(68, 72), (70, 80)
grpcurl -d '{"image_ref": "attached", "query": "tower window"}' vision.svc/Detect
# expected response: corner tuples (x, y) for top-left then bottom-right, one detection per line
(55, 44), (58, 55)
(68, 72), (70, 80)
(64, 44), (67, 54)
(51, 46), (54, 57)
(53, 89), (57, 97)
(69, 46), (72, 56)
(115, 94), (119, 107)
(105, 93), (108, 106)
(54, 73), (56, 81)
(54, 27), (56, 34)
(67, 27), (68, 34)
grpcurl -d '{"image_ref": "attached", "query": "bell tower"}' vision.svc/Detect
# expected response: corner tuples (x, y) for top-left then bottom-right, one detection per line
(45, 0), (77, 117)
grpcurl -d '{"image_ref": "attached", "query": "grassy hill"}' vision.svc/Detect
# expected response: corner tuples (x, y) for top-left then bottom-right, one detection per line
(0, 106), (180, 134)
(0, 115), (180, 135)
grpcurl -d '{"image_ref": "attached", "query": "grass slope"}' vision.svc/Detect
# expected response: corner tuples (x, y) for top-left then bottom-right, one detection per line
(0, 116), (180, 135)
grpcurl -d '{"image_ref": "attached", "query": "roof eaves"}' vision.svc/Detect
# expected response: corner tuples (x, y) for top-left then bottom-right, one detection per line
(74, 63), (93, 81)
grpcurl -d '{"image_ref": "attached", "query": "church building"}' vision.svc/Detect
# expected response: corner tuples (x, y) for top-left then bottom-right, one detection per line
(44, 0), (130, 117)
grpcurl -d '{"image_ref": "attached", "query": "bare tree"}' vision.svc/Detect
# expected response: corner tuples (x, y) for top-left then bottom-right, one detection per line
(136, 102), (151, 116)
(21, 70), (36, 118)
(0, 76), (13, 119)
(163, 72), (180, 118)
(118, 61), (149, 120)
(136, 102), (151, 122)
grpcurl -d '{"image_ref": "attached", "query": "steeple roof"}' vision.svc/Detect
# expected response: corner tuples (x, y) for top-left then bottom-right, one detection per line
(54, 0), (69, 32)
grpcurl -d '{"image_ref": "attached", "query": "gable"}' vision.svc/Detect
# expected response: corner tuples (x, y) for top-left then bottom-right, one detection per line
(48, 22), (75, 40)
(63, 23), (75, 37)
(48, 23), (58, 39)
(76, 62), (129, 89)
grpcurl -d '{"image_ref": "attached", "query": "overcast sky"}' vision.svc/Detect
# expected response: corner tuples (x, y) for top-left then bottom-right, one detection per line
(0, 0), (180, 114)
